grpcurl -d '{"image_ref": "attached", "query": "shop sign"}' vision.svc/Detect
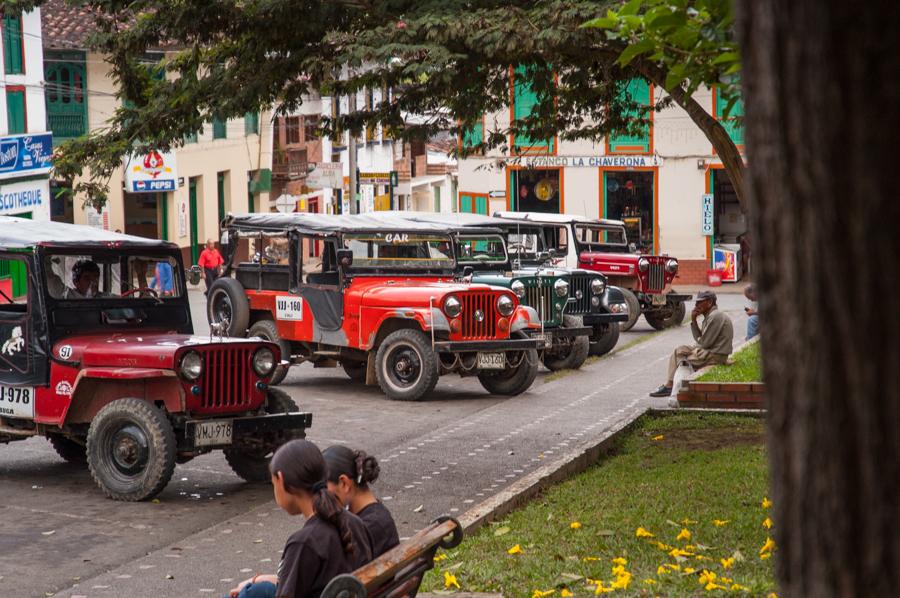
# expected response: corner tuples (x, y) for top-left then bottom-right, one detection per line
(360, 171), (393, 185)
(308, 162), (343, 189)
(0, 180), (45, 216)
(520, 154), (664, 169)
(124, 150), (178, 193)
(701, 193), (714, 235)
(0, 133), (53, 181)
(86, 205), (109, 230)
(178, 198), (188, 237)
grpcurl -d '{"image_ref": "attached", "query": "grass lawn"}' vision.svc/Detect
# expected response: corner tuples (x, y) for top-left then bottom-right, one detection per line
(424, 413), (775, 597)
(696, 342), (762, 383)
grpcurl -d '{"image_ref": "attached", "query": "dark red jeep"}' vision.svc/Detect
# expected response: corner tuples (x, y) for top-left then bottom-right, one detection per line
(0, 218), (311, 501)
(495, 212), (692, 331)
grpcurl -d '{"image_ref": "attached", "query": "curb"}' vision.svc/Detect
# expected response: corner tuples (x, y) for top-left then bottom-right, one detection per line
(457, 408), (646, 534)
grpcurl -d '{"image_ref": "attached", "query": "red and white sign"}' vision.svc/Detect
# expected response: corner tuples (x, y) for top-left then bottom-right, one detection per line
(124, 150), (178, 193)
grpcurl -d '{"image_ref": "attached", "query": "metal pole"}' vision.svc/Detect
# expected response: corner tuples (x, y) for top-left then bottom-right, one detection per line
(347, 90), (358, 214)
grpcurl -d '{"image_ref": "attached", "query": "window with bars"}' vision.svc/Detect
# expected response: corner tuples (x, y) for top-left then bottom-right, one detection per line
(3, 14), (23, 75)
(285, 116), (301, 145)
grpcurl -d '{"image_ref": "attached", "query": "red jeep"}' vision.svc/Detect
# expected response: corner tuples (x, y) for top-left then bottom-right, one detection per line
(495, 212), (692, 331)
(0, 218), (311, 501)
(208, 212), (543, 402)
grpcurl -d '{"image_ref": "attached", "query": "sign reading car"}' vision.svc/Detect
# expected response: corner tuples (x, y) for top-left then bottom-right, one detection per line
(124, 150), (178, 193)
(0, 133), (53, 181)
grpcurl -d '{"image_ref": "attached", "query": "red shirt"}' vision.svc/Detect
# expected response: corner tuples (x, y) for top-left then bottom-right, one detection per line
(198, 248), (223, 269)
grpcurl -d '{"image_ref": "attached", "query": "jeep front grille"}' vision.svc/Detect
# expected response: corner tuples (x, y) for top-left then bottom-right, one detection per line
(566, 275), (593, 315)
(648, 262), (665, 292)
(524, 285), (554, 322)
(199, 347), (255, 411)
(460, 292), (499, 339)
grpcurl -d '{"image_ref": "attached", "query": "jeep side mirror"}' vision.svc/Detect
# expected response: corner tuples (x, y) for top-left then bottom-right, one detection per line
(336, 249), (354, 268)
(538, 251), (552, 262)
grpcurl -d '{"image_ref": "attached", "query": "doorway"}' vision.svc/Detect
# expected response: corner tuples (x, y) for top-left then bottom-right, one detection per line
(602, 170), (655, 253)
(123, 192), (164, 239)
(509, 168), (561, 213)
(189, 178), (200, 264)
(710, 169), (748, 279)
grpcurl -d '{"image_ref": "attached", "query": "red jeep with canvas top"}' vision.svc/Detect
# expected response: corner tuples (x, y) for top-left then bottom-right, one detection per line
(0, 218), (311, 501)
(495, 212), (692, 331)
(209, 212), (543, 402)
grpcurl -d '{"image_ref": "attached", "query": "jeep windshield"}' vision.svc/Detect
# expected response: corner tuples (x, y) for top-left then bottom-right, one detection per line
(343, 233), (455, 270)
(574, 224), (628, 251)
(456, 235), (508, 266)
(44, 252), (184, 300)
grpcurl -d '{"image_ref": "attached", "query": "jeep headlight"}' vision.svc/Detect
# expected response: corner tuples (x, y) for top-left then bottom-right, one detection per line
(638, 257), (650, 272)
(252, 347), (276, 377)
(510, 279), (526, 299)
(554, 279), (569, 298)
(180, 351), (203, 381)
(666, 258), (678, 274)
(590, 278), (606, 295)
(443, 294), (462, 318)
(496, 294), (515, 317)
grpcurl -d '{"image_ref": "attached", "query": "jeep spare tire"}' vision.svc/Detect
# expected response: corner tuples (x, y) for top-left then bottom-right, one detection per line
(225, 389), (303, 482)
(207, 277), (250, 337)
(86, 398), (176, 502)
(618, 288), (642, 332)
(248, 319), (291, 385)
(375, 329), (440, 401)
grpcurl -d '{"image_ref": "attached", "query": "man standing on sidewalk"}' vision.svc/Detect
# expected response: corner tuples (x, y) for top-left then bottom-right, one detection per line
(650, 290), (733, 397)
(198, 239), (224, 295)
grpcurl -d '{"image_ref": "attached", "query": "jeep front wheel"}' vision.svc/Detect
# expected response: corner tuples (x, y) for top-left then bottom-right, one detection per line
(478, 348), (539, 396)
(375, 329), (440, 401)
(224, 389), (303, 482)
(645, 300), (687, 330)
(49, 435), (87, 465)
(618, 289), (642, 332)
(589, 322), (621, 356)
(342, 361), (367, 383)
(248, 319), (291, 385)
(542, 315), (590, 371)
(86, 399), (176, 502)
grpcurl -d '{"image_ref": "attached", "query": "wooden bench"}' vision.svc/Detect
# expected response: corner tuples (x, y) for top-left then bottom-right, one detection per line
(322, 516), (463, 598)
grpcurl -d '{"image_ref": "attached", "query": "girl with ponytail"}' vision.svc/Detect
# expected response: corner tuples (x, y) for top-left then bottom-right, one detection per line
(323, 446), (400, 558)
(227, 440), (372, 598)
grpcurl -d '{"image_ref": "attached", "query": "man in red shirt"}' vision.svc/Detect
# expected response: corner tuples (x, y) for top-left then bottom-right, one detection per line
(198, 239), (224, 294)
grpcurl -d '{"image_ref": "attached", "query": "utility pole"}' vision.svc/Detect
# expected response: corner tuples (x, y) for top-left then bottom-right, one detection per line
(347, 89), (358, 214)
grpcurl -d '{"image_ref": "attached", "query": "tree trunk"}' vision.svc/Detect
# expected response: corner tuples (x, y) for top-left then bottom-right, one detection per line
(634, 59), (748, 212)
(737, 2), (900, 596)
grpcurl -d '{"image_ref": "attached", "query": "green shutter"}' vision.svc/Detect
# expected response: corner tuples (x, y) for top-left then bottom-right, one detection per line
(184, 130), (198, 144)
(189, 179), (200, 263)
(608, 78), (651, 153)
(3, 15), (23, 75)
(44, 54), (88, 142)
(461, 119), (483, 150)
(434, 186), (441, 213)
(0, 258), (27, 298)
(159, 193), (169, 241)
(244, 112), (259, 136)
(475, 196), (488, 215)
(212, 117), (227, 139)
(460, 193), (473, 213)
(6, 90), (25, 134)
(217, 172), (226, 223)
(512, 65), (554, 154)
(715, 89), (745, 146)
(247, 180), (255, 213)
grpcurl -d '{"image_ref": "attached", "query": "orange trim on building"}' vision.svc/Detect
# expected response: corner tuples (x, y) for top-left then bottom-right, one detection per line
(457, 191), (489, 213)
(508, 66), (559, 157)
(596, 165), (659, 255)
(506, 165), (565, 214)
(457, 113), (487, 154)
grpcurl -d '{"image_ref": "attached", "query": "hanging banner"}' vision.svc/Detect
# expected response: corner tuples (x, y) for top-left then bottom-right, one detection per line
(0, 133), (53, 181)
(124, 150), (178, 193)
(307, 163), (343, 189)
(521, 154), (664, 169)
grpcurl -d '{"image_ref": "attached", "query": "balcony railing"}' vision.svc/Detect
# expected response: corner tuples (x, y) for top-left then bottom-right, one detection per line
(48, 113), (87, 142)
(272, 149), (309, 179)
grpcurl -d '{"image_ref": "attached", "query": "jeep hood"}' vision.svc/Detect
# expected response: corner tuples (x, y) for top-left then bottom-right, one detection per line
(355, 278), (509, 306)
(578, 251), (640, 276)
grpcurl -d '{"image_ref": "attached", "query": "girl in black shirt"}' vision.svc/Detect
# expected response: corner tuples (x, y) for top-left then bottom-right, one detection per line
(228, 440), (373, 598)
(323, 445), (400, 558)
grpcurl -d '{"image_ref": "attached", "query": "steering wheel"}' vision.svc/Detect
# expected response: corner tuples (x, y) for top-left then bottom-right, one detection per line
(121, 287), (159, 298)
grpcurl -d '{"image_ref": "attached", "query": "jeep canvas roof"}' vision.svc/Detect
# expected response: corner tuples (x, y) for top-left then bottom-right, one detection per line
(493, 211), (626, 227)
(224, 212), (498, 236)
(0, 217), (175, 250)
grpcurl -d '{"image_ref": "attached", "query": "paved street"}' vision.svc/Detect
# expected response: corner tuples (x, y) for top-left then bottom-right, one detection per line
(0, 292), (747, 598)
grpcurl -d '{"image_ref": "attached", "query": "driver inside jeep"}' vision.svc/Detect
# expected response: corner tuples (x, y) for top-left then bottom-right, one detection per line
(64, 259), (103, 299)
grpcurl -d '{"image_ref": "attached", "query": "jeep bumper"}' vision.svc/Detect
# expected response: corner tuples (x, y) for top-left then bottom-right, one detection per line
(584, 313), (629, 325)
(433, 338), (542, 353)
(181, 411), (312, 451)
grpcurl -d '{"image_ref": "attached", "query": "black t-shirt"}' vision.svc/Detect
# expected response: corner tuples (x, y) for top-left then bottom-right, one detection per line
(275, 513), (373, 598)
(357, 501), (400, 558)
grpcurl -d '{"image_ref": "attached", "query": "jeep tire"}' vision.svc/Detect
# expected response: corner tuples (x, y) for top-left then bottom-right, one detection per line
(478, 346), (539, 396)
(375, 329), (440, 401)
(542, 315), (590, 371)
(207, 277), (250, 337)
(342, 361), (367, 383)
(248, 319), (291, 385)
(224, 389), (302, 483)
(86, 398), (176, 502)
(645, 300), (687, 330)
(618, 289), (642, 332)
(589, 321), (621, 356)
(49, 435), (87, 465)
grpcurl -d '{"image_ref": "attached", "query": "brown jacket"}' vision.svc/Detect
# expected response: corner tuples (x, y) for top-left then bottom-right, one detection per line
(691, 306), (733, 356)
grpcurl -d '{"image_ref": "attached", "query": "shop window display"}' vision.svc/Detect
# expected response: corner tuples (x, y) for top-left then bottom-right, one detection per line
(511, 169), (560, 213)
(604, 171), (654, 253)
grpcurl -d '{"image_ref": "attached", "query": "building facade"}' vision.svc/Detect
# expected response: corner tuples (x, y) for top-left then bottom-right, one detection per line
(41, 1), (274, 265)
(457, 73), (746, 284)
(0, 8), (53, 222)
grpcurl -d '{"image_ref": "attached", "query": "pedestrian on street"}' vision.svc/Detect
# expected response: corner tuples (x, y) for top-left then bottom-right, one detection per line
(744, 283), (759, 340)
(226, 439), (373, 598)
(324, 445), (400, 558)
(198, 239), (224, 294)
(650, 290), (733, 397)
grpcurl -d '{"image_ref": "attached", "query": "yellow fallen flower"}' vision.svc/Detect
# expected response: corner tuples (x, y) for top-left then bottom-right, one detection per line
(763, 517), (773, 530)
(652, 434), (664, 441)
(683, 567), (696, 574)
(731, 583), (749, 591)
(594, 581), (614, 594)
(677, 528), (692, 542)
(583, 557), (600, 562)
(611, 565), (626, 577)
(666, 564), (681, 571)
(611, 572), (632, 590)
(760, 553), (772, 560)
(720, 557), (735, 569)
(560, 590), (573, 598)
(570, 521), (582, 530)
(444, 571), (460, 590)
(760, 537), (776, 555)
(531, 590), (555, 598)
(635, 526), (655, 538)
(654, 541), (673, 551)
(643, 578), (657, 585)
(508, 544), (523, 555)
(669, 548), (694, 558)
(698, 570), (717, 586)
(705, 582), (727, 591)
(611, 557), (627, 566)
(682, 518), (698, 525)
(762, 497), (773, 509)
(433, 554), (448, 562)
(657, 565), (669, 576)
(713, 519), (730, 527)
(720, 576), (733, 584)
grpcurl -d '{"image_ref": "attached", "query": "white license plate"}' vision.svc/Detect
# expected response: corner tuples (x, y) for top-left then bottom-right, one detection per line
(477, 352), (506, 370)
(532, 333), (550, 348)
(652, 294), (667, 306)
(194, 419), (233, 447)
